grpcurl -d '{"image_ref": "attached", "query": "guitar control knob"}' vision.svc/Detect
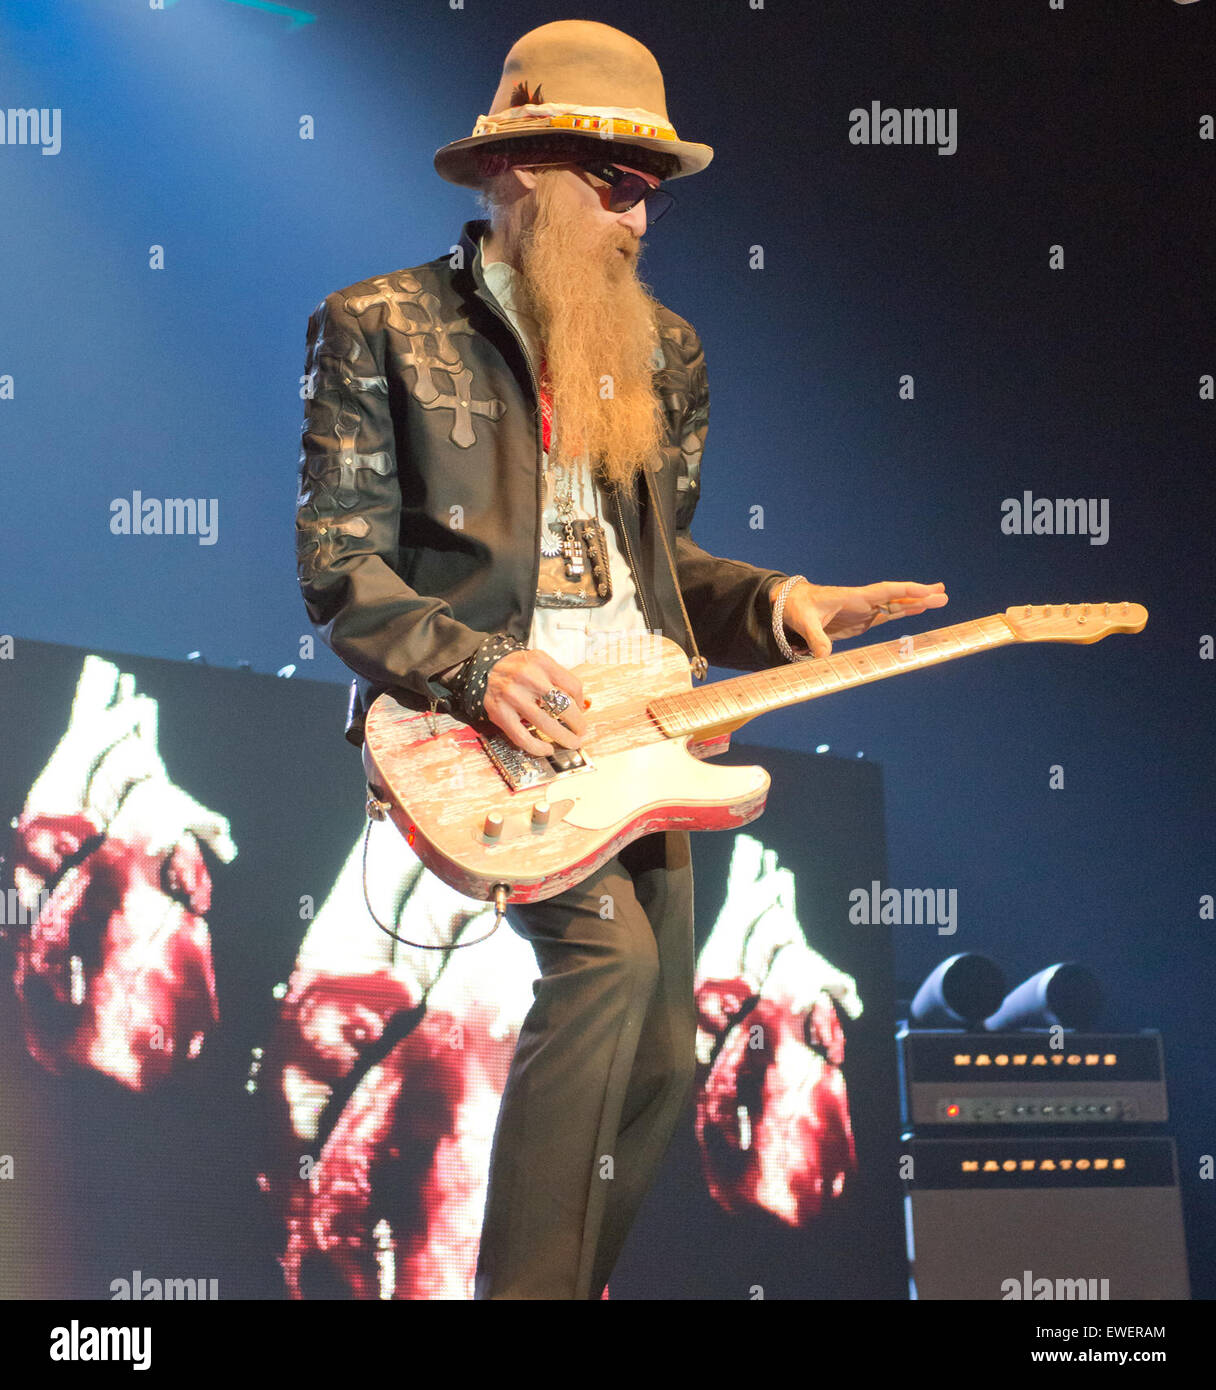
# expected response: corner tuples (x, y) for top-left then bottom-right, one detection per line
(531, 800), (551, 830)
(482, 812), (504, 840)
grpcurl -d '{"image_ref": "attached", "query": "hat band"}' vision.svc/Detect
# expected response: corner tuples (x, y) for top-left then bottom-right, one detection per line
(471, 101), (678, 144)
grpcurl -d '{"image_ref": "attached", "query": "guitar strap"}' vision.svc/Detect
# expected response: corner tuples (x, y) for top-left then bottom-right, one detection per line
(640, 461), (709, 682)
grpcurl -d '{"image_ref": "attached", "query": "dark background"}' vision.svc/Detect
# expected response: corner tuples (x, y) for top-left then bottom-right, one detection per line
(1, 0), (1212, 1296)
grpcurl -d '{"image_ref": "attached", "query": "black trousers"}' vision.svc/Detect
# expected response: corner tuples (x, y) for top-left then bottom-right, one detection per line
(473, 829), (697, 1300)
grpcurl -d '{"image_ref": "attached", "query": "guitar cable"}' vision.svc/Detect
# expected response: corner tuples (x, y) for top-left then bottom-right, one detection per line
(360, 812), (509, 950)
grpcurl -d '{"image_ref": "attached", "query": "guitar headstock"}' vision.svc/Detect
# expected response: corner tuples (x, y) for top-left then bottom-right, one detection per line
(1002, 602), (1148, 644)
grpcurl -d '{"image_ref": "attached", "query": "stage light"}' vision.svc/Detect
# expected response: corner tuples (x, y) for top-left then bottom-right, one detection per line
(909, 953), (1007, 1028)
(983, 962), (1102, 1032)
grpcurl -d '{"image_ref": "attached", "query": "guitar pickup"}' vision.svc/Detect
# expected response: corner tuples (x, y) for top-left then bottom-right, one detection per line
(480, 732), (593, 790)
(547, 745), (587, 772)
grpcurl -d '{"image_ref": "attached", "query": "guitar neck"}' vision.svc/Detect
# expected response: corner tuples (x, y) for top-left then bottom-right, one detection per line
(649, 614), (1018, 738)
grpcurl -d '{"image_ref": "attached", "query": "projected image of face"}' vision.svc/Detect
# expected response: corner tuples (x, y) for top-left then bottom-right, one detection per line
(693, 835), (862, 1225)
(259, 829), (863, 1298)
(258, 838), (534, 1300)
(4, 662), (865, 1296)
(3, 657), (236, 1090)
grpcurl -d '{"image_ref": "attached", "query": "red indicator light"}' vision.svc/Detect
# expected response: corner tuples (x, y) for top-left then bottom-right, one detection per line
(407, 824), (416, 845)
(946, 1104), (960, 1117)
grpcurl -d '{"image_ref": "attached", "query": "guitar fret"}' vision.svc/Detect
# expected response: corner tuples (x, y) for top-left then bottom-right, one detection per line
(867, 645), (903, 674)
(647, 614), (1024, 738)
(835, 651), (863, 684)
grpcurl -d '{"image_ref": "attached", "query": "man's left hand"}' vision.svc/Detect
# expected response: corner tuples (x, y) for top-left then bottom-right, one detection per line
(771, 579), (948, 659)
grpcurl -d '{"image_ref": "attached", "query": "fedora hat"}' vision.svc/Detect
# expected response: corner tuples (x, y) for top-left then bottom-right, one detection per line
(434, 19), (713, 187)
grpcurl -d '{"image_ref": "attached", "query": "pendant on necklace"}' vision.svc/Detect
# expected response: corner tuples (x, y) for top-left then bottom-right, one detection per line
(540, 507), (563, 557)
(561, 520), (586, 578)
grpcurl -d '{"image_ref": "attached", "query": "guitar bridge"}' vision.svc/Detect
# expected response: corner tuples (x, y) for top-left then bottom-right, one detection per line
(479, 732), (592, 790)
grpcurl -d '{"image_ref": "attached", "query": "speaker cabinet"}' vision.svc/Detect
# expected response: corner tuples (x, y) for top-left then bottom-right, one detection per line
(904, 1137), (1190, 1299)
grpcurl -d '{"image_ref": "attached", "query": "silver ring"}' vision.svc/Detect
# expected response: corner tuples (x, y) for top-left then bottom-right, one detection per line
(538, 687), (572, 718)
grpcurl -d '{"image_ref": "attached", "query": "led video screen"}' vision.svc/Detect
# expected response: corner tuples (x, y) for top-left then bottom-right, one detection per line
(0, 640), (901, 1299)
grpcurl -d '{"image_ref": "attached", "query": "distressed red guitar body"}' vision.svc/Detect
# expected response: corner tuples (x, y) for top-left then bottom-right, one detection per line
(363, 636), (769, 904)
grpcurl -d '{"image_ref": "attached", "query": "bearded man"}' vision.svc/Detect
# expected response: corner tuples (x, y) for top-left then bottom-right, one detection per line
(295, 19), (946, 1300)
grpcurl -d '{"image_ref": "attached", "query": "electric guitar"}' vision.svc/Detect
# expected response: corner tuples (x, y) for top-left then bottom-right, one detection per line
(362, 602), (1147, 904)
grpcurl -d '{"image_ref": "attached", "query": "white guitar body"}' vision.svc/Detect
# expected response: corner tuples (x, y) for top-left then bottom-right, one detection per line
(362, 603), (1147, 904)
(363, 636), (769, 903)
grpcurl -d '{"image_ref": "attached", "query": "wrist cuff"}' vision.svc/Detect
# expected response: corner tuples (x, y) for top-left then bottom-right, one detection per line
(447, 633), (526, 722)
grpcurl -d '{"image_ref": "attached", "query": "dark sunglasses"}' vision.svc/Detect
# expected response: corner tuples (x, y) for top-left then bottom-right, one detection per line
(572, 161), (675, 224)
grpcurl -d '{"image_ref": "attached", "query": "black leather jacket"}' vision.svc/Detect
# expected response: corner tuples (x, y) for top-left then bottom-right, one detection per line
(296, 219), (794, 746)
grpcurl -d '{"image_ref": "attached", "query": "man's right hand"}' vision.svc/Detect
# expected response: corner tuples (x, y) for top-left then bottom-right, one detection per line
(482, 648), (587, 756)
